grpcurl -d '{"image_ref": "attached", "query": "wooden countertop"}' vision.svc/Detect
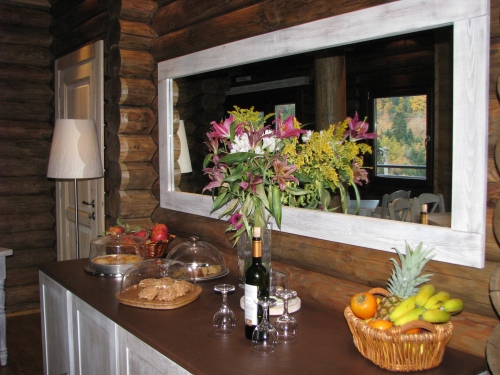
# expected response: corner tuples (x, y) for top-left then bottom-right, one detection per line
(39, 259), (487, 375)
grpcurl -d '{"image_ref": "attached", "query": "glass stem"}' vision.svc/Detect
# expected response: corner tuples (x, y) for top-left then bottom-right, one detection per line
(283, 297), (289, 317)
(221, 291), (228, 311)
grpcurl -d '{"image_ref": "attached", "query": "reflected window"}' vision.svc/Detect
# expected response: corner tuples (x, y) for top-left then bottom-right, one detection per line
(373, 94), (430, 180)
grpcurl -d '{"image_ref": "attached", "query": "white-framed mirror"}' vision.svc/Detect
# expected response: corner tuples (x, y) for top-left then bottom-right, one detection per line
(158, 0), (490, 268)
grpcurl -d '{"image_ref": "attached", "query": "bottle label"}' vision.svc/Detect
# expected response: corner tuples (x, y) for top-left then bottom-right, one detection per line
(244, 283), (258, 326)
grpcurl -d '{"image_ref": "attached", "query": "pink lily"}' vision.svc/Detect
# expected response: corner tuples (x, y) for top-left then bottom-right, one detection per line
(274, 114), (306, 139)
(239, 172), (263, 194)
(352, 158), (369, 185)
(208, 115), (235, 139)
(343, 112), (377, 141)
(272, 156), (299, 191)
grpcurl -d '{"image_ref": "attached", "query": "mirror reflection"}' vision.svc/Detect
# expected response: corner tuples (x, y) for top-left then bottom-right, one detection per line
(173, 27), (453, 227)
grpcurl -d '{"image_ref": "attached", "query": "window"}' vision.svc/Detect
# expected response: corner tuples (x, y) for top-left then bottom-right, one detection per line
(373, 92), (431, 181)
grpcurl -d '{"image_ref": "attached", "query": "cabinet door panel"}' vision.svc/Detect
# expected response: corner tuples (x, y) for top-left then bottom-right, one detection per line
(72, 296), (117, 375)
(39, 273), (72, 375)
(117, 326), (191, 375)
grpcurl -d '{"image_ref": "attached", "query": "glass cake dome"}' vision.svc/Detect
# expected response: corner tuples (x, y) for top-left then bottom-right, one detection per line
(166, 236), (228, 281)
(86, 234), (146, 277)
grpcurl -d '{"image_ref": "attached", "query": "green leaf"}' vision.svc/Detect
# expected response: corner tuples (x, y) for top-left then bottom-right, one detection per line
(285, 185), (312, 196)
(271, 185), (282, 229)
(319, 188), (330, 210)
(203, 153), (213, 169)
(219, 198), (239, 218)
(211, 192), (231, 213)
(351, 182), (361, 215)
(254, 184), (270, 211)
(223, 172), (246, 183)
(294, 171), (312, 183)
(219, 152), (254, 164)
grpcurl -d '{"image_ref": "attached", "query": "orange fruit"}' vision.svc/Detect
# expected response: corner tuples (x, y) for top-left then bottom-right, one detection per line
(350, 292), (378, 320)
(368, 319), (394, 330)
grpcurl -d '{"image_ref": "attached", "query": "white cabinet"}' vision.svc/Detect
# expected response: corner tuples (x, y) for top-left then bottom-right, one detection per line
(71, 296), (117, 375)
(40, 273), (73, 375)
(116, 327), (191, 375)
(40, 272), (191, 375)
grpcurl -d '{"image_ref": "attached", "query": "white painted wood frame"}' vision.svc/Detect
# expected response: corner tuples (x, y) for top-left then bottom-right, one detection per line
(158, 0), (490, 268)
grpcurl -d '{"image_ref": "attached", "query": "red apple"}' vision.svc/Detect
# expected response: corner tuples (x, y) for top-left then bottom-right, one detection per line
(151, 229), (167, 242)
(108, 226), (124, 235)
(152, 223), (168, 233)
(134, 229), (148, 239)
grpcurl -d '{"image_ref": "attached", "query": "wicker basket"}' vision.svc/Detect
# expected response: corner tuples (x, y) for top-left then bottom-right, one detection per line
(144, 234), (176, 258)
(344, 306), (453, 372)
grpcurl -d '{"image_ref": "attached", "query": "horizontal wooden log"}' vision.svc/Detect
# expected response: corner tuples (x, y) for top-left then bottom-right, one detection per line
(50, 0), (107, 38)
(0, 140), (51, 159)
(108, 0), (157, 22)
(151, 177), (160, 201)
(6, 284), (40, 307)
(152, 0), (261, 36)
(6, 248), (56, 269)
(0, 3), (51, 29)
(106, 133), (158, 162)
(0, 81), (53, 104)
(152, 207), (497, 319)
(0, 102), (52, 122)
(105, 77), (156, 106)
(51, 11), (110, 58)
(107, 19), (156, 51)
(0, 43), (52, 67)
(0, 195), (54, 215)
(107, 47), (155, 78)
(151, 0), (394, 62)
(0, 212), (54, 234)
(5, 266), (39, 288)
(50, 0), (86, 18)
(0, 63), (52, 84)
(107, 161), (158, 190)
(0, 177), (53, 196)
(0, 23), (52, 48)
(0, 120), (52, 140)
(0, 229), (55, 250)
(106, 104), (156, 134)
(107, 188), (158, 218)
(0, 158), (50, 177)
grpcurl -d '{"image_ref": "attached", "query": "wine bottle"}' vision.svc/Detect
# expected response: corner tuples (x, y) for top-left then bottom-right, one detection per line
(244, 226), (269, 340)
(420, 203), (428, 224)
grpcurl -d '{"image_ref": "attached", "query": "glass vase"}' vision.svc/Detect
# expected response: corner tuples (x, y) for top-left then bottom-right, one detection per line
(237, 223), (272, 288)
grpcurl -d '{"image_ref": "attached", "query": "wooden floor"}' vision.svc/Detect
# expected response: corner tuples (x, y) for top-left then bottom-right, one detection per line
(0, 312), (43, 375)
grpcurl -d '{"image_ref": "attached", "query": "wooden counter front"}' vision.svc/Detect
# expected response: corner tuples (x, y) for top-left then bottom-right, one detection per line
(39, 259), (487, 375)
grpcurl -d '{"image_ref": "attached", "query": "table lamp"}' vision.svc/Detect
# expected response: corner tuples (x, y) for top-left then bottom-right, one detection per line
(47, 119), (104, 259)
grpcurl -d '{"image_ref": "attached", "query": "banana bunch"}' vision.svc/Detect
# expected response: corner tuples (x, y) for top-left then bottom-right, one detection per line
(388, 284), (464, 326)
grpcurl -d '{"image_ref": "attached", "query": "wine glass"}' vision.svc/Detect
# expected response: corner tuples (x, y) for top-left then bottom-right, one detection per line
(252, 297), (278, 353)
(274, 289), (298, 342)
(213, 284), (236, 336)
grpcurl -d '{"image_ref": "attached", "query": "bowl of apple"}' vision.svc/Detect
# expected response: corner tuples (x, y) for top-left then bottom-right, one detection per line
(144, 223), (176, 258)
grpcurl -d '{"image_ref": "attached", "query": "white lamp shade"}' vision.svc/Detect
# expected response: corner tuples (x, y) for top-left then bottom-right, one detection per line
(47, 119), (104, 179)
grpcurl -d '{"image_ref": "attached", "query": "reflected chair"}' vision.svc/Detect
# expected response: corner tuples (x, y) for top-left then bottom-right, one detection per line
(418, 193), (445, 213)
(376, 190), (412, 219)
(388, 197), (420, 223)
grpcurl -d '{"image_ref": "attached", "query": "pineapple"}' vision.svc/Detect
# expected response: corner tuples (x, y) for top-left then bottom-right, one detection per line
(374, 242), (434, 320)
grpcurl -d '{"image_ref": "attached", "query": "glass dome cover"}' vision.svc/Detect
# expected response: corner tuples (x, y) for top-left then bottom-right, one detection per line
(120, 258), (194, 293)
(86, 234), (146, 276)
(166, 236), (228, 280)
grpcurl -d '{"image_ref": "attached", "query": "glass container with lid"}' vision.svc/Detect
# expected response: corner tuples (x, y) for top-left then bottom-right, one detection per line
(166, 236), (228, 280)
(86, 234), (146, 277)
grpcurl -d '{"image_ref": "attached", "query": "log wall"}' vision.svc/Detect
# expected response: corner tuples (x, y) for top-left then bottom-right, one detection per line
(149, 0), (500, 361)
(0, 2), (55, 313)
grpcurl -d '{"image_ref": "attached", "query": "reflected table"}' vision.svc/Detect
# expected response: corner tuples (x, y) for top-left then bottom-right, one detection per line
(347, 200), (379, 217)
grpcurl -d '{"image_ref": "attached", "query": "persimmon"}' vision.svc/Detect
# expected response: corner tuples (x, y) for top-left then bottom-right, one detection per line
(350, 292), (377, 319)
(368, 319), (393, 330)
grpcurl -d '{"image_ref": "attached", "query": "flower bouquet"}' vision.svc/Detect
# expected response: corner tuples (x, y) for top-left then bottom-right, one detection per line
(203, 106), (307, 244)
